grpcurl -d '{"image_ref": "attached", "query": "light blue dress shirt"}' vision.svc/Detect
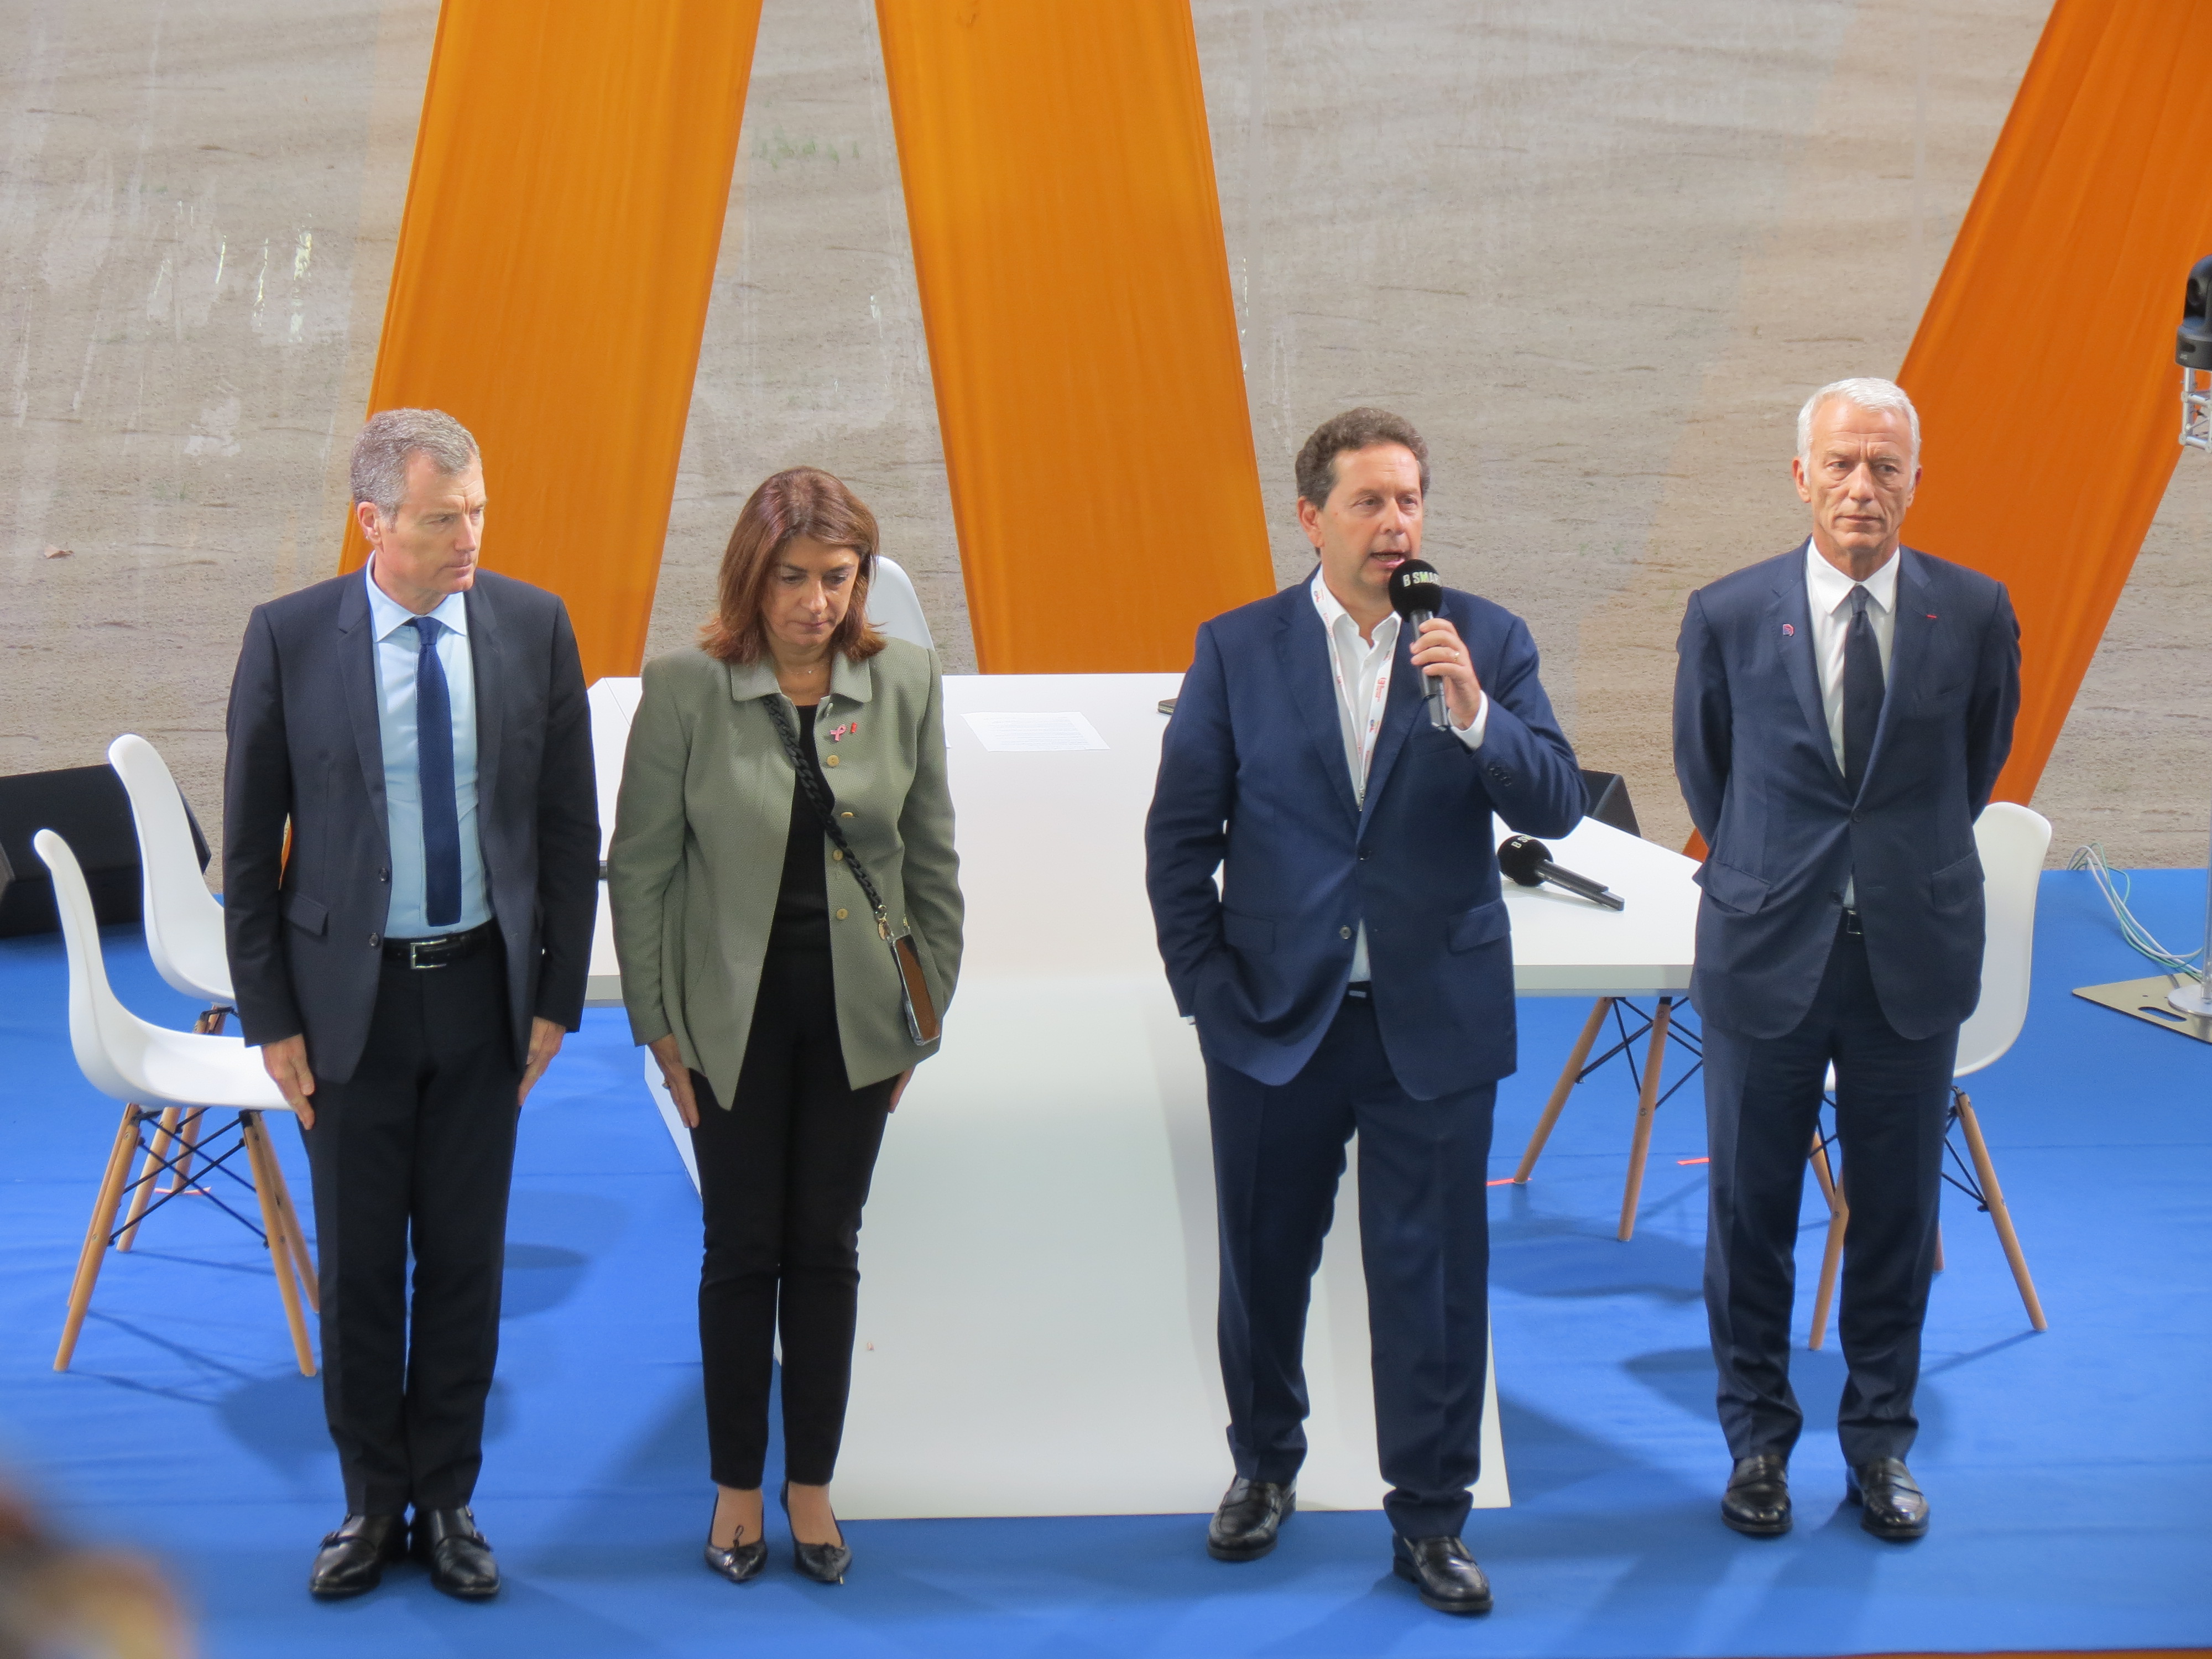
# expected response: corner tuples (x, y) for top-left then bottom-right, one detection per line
(365, 562), (490, 936)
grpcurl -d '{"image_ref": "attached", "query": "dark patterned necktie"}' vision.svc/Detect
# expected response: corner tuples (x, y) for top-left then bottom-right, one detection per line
(1841, 585), (1885, 791)
(409, 616), (462, 926)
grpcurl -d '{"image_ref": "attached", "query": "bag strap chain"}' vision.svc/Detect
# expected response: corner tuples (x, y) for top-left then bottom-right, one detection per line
(762, 694), (895, 940)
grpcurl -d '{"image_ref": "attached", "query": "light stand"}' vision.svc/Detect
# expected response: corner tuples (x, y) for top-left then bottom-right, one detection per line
(2072, 254), (2212, 1042)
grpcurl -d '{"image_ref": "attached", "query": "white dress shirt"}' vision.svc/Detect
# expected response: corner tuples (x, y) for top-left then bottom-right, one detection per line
(1309, 570), (1488, 980)
(365, 562), (490, 936)
(1803, 540), (1897, 906)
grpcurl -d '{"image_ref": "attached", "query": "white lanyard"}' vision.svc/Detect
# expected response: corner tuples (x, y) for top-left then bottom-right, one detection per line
(1313, 581), (1392, 805)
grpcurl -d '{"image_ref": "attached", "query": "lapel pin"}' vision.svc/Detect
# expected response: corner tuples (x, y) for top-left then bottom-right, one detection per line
(1781, 623), (1795, 636)
(1926, 613), (1938, 620)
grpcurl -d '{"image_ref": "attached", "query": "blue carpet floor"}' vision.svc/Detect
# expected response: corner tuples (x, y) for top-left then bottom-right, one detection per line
(1, 870), (2206, 1657)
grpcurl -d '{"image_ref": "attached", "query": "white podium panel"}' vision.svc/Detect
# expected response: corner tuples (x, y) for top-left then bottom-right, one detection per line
(598, 671), (1695, 1518)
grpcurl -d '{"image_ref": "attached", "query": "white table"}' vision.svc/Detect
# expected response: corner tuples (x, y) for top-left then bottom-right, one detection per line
(582, 673), (1698, 1519)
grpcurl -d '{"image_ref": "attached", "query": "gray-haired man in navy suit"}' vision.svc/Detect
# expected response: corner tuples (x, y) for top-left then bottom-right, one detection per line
(225, 409), (598, 1600)
(1673, 378), (2020, 1543)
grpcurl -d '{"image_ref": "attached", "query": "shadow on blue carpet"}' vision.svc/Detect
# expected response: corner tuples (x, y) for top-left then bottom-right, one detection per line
(0, 871), (2205, 1657)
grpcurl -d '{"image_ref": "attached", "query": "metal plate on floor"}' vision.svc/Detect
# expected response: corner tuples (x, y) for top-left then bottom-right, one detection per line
(2072, 974), (2212, 1045)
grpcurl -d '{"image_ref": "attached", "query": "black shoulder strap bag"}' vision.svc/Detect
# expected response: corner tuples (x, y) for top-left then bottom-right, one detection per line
(762, 696), (942, 1047)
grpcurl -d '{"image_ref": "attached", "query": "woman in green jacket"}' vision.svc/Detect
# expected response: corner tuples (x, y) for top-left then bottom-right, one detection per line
(607, 468), (962, 1587)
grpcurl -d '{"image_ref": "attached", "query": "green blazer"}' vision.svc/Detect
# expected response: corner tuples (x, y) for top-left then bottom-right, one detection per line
(607, 638), (963, 1105)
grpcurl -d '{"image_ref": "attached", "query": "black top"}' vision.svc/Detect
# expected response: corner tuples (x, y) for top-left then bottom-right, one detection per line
(768, 703), (832, 954)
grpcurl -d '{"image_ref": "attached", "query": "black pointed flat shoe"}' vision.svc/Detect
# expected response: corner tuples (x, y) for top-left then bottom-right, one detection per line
(780, 1481), (852, 1584)
(308, 1512), (408, 1599)
(705, 1494), (768, 1583)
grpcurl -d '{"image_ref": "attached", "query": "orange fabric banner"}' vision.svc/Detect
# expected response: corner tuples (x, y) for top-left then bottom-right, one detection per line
(1896, 0), (2212, 803)
(876, 0), (1274, 673)
(341, 0), (763, 684)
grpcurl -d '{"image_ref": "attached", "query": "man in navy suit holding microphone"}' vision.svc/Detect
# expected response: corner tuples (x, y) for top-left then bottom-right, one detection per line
(1674, 378), (2019, 1542)
(1146, 409), (1583, 1614)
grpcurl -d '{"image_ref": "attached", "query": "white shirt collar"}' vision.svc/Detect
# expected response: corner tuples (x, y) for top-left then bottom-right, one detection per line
(1308, 567), (1397, 645)
(1804, 539), (1900, 617)
(365, 559), (471, 643)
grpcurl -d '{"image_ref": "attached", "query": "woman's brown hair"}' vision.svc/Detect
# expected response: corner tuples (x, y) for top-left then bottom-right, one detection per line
(700, 467), (888, 665)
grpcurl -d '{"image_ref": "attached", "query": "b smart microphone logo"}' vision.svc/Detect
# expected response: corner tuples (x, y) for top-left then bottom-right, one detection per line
(1387, 565), (1443, 611)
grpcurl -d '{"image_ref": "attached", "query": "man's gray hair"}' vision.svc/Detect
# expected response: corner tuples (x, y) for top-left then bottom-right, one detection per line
(1797, 377), (1920, 463)
(350, 408), (480, 520)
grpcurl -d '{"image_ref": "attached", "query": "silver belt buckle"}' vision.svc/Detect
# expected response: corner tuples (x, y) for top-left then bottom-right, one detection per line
(408, 937), (441, 969)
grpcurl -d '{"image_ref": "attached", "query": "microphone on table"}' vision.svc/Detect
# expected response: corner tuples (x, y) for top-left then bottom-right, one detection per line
(1499, 834), (1626, 911)
(1386, 558), (1452, 731)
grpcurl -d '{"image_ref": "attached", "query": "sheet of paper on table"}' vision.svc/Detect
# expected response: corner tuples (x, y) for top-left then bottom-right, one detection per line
(962, 711), (1108, 752)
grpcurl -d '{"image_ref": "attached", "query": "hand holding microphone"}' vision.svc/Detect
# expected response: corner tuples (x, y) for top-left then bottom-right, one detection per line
(1499, 834), (1626, 911)
(1386, 558), (1483, 732)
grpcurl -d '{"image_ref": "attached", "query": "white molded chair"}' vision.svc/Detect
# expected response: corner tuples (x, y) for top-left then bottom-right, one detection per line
(868, 555), (935, 653)
(107, 734), (232, 1008)
(1808, 802), (2052, 1345)
(35, 828), (317, 1375)
(106, 734), (242, 1255)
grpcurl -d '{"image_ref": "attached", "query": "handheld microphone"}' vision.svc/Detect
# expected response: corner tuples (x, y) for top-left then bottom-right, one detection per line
(1498, 834), (1626, 911)
(1386, 558), (1451, 731)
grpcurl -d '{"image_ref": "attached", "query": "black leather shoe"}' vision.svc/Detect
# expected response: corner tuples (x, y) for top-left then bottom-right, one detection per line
(780, 1481), (851, 1585)
(1846, 1457), (1929, 1541)
(1721, 1452), (1792, 1537)
(1392, 1535), (1493, 1615)
(308, 1512), (408, 1599)
(704, 1496), (768, 1584)
(411, 1506), (500, 1599)
(1206, 1478), (1295, 1562)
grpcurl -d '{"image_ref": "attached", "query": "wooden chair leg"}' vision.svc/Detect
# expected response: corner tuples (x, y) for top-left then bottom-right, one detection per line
(56, 1105), (142, 1371)
(168, 1107), (207, 1193)
(1616, 999), (1674, 1242)
(1808, 1193), (1849, 1350)
(1954, 1091), (2047, 1331)
(115, 1106), (180, 1252)
(1808, 1125), (1839, 1210)
(1514, 998), (1613, 1183)
(262, 1138), (320, 1314)
(1807, 1125), (1847, 1350)
(242, 1113), (317, 1376)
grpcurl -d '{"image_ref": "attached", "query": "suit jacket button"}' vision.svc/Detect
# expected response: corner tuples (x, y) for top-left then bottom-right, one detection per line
(835, 907), (849, 921)
(368, 932), (382, 948)
(1339, 925), (1352, 940)
(378, 867), (389, 882)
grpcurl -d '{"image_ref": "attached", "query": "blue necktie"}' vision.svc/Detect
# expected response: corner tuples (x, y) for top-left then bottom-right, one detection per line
(409, 616), (462, 926)
(1842, 585), (1885, 792)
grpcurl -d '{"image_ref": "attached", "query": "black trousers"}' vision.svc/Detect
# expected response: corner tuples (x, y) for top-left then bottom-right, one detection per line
(301, 941), (520, 1515)
(1206, 993), (1497, 1541)
(1702, 920), (1958, 1467)
(690, 945), (894, 1490)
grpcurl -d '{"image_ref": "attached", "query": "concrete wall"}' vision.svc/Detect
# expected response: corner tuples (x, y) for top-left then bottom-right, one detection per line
(4, 0), (2205, 870)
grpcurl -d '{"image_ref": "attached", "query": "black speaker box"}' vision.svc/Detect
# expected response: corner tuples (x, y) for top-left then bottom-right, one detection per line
(0, 764), (211, 939)
(1579, 769), (1640, 838)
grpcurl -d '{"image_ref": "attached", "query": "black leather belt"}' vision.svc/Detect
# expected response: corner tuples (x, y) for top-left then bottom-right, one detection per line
(1839, 906), (1864, 938)
(383, 920), (496, 968)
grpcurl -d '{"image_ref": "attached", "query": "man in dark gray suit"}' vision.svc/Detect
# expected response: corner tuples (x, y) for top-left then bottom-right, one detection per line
(224, 409), (598, 1599)
(1673, 378), (2020, 1542)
